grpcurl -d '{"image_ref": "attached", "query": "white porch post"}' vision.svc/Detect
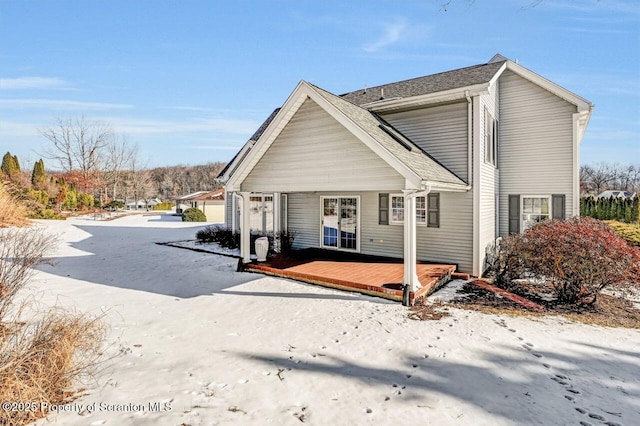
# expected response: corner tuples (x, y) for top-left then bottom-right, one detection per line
(239, 191), (252, 263)
(403, 190), (418, 305)
(273, 192), (281, 252)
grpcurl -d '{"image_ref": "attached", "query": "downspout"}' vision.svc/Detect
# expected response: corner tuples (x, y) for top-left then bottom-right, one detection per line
(465, 90), (472, 185)
(402, 185), (432, 306)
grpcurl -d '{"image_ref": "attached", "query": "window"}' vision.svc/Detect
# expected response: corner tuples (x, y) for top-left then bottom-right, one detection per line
(391, 195), (404, 223)
(416, 196), (426, 224)
(484, 107), (498, 166)
(249, 193), (274, 233)
(522, 196), (550, 231)
(389, 194), (437, 226)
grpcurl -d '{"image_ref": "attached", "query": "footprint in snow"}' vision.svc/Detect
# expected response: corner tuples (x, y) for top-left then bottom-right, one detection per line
(531, 352), (543, 358)
(575, 407), (587, 414)
(579, 422), (593, 426)
(588, 413), (606, 421)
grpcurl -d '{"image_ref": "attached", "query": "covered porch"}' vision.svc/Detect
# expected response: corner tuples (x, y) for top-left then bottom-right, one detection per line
(220, 81), (471, 305)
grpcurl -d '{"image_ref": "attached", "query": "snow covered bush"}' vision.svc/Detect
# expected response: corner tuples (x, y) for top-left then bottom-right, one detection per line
(490, 217), (640, 305)
(182, 207), (206, 222)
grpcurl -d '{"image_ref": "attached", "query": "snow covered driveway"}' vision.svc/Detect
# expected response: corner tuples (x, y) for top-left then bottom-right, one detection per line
(30, 214), (640, 426)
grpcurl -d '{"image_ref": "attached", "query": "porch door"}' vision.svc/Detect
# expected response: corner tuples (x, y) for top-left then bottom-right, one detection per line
(322, 197), (358, 251)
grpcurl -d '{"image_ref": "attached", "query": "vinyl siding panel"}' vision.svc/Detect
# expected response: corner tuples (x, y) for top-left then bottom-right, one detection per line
(225, 193), (233, 229)
(479, 86), (499, 273)
(417, 191), (473, 272)
(498, 70), (577, 236)
(287, 191), (473, 273)
(242, 99), (405, 192)
(383, 102), (469, 182)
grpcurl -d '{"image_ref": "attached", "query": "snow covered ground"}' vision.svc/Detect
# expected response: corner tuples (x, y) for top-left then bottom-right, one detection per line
(26, 213), (639, 426)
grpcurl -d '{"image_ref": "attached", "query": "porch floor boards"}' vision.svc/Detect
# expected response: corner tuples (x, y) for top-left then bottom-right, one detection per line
(245, 250), (456, 303)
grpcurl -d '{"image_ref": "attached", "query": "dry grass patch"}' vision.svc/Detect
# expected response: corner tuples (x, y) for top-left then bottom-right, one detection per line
(0, 312), (105, 425)
(409, 301), (452, 321)
(0, 184), (28, 228)
(0, 226), (106, 425)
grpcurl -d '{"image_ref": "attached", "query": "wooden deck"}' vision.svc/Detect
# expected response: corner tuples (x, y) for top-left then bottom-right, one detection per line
(244, 249), (457, 303)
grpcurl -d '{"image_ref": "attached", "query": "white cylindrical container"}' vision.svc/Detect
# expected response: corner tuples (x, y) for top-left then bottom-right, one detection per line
(255, 237), (269, 262)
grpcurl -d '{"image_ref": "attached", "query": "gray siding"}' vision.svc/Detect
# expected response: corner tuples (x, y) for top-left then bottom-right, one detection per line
(242, 99), (405, 192)
(498, 70), (577, 236)
(383, 101), (469, 182)
(479, 86), (499, 272)
(287, 191), (473, 273)
(225, 193), (233, 229)
(417, 191), (473, 272)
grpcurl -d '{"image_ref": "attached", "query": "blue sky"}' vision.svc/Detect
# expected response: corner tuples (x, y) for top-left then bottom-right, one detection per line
(1, 0), (638, 169)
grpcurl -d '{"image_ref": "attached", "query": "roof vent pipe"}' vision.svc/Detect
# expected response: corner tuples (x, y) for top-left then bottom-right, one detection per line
(380, 88), (384, 100)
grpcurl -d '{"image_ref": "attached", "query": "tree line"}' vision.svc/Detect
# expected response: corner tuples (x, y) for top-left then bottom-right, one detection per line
(2, 116), (227, 214)
(580, 162), (640, 196)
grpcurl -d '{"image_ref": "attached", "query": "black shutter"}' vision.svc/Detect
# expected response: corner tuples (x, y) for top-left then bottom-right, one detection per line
(379, 193), (389, 225)
(427, 193), (440, 228)
(508, 195), (520, 234)
(552, 194), (566, 220)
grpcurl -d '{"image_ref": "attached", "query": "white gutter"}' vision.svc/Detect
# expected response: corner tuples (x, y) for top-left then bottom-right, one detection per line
(465, 90), (472, 186)
(422, 180), (470, 192)
(366, 83), (490, 113)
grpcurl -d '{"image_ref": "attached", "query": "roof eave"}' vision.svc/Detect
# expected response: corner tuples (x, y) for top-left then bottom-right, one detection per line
(423, 180), (470, 192)
(505, 61), (594, 112)
(364, 83), (490, 113)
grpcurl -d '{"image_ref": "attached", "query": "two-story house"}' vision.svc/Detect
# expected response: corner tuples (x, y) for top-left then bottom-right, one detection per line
(217, 54), (593, 298)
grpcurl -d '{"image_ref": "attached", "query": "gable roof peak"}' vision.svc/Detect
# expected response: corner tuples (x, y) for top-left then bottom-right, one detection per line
(488, 53), (510, 64)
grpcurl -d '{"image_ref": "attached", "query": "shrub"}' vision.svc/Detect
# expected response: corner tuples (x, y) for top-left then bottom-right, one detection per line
(196, 226), (239, 249)
(76, 192), (94, 209)
(182, 207), (207, 222)
(606, 220), (640, 247)
(275, 230), (296, 254)
(28, 208), (65, 220)
(0, 183), (28, 227)
(153, 202), (174, 211)
(0, 227), (104, 425)
(105, 200), (125, 210)
(490, 217), (640, 305)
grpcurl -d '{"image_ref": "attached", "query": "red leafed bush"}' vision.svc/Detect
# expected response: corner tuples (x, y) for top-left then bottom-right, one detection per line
(491, 217), (640, 305)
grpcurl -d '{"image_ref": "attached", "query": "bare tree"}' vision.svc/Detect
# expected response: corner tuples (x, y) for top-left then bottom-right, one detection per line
(581, 162), (640, 195)
(103, 135), (137, 202)
(124, 152), (153, 209)
(40, 117), (113, 193)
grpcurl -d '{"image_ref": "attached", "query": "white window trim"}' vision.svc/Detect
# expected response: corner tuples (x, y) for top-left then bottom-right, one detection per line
(389, 193), (427, 226)
(484, 107), (498, 167)
(319, 195), (361, 253)
(521, 195), (552, 231)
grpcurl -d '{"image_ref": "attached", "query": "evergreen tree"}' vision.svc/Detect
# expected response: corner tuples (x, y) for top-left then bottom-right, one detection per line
(12, 155), (20, 172)
(1, 152), (17, 176)
(31, 159), (46, 187)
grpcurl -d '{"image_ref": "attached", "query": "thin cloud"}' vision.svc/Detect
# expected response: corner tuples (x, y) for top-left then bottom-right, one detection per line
(363, 18), (409, 53)
(104, 116), (259, 136)
(0, 99), (133, 110)
(0, 77), (68, 90)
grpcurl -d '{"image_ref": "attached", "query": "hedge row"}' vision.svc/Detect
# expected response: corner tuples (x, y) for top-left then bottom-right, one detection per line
(580, 195), (639, 223)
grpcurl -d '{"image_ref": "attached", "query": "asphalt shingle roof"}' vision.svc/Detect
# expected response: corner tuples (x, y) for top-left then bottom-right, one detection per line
(340, 60), (506, 105)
